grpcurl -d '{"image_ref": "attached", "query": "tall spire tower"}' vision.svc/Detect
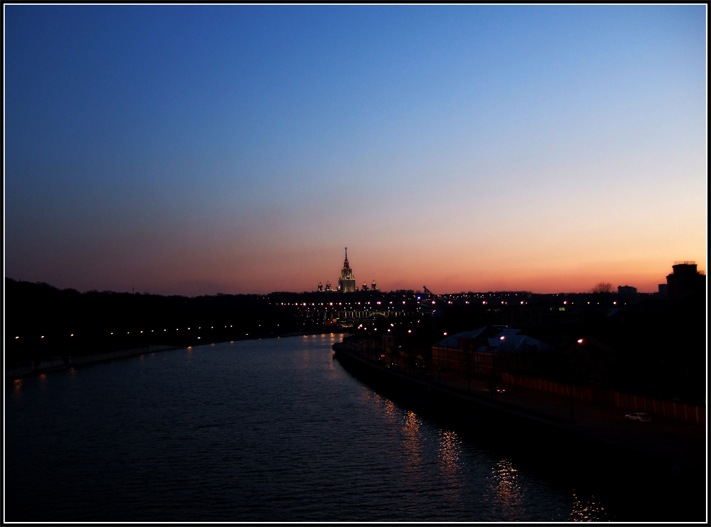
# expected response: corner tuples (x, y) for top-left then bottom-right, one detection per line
(338, 247), (356, 293)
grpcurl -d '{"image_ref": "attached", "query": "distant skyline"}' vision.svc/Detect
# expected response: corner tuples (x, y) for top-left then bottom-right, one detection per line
(4, 4), (707, 296)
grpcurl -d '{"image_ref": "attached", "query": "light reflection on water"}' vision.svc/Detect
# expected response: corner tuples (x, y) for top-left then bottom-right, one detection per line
(571, 492), (610, 522)
(438, 429), (462, 478)
(486, 458), (526, 519)
(7, 334), (614, 522)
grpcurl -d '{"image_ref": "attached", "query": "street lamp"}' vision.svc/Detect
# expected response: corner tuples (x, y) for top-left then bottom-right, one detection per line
(492, 336), (504, 398)
(568, 339), (584, 423)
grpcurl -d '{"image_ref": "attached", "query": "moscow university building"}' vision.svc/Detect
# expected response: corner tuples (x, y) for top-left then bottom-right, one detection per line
(338, 248), (356, 293)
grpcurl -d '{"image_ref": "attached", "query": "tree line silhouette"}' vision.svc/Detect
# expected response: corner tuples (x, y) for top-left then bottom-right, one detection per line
(4, 278), (302, 367)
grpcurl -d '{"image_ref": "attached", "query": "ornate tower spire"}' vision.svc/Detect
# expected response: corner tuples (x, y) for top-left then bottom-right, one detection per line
(338, 246), (356, 292)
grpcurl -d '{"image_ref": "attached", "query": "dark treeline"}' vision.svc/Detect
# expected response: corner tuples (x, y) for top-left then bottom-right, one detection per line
(4, 278), (305, 367)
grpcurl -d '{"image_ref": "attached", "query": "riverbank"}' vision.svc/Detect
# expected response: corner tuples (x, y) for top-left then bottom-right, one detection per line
(4, 344), (183, 380)
(332, 341), (707, 522)
(5, 330), (347, 381)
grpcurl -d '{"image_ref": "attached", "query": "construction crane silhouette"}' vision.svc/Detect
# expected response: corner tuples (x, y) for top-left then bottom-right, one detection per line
(422, 286), (440, 301)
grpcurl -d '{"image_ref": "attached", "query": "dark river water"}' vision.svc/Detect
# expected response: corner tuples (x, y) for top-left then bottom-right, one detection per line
(6, 334), (615, 522)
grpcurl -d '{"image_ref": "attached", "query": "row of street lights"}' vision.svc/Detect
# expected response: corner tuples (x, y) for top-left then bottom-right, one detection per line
(12, 323), (244, 342)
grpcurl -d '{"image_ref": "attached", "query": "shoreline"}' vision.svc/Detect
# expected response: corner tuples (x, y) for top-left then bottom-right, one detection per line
(5, 330), (348, 381)
(5, 344), (183, 380)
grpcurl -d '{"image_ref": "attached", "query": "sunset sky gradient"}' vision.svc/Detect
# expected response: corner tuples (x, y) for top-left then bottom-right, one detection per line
(4, 5), (707, 296)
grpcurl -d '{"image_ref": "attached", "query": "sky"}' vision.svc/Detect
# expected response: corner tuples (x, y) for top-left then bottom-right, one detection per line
(4, 4), (707, 296)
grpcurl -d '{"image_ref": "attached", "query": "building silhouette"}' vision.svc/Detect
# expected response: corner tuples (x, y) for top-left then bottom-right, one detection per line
(317, 248), (377, 293)
(666, 261), (705, 302)
(338, 247), (356, 293)
(617, 285), (637, 298)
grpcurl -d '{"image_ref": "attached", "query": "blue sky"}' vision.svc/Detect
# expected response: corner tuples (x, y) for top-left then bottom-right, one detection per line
(4, 4), (707, 295)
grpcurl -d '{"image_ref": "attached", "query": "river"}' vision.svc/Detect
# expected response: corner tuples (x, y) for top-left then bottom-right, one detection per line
(6, 334), (615, 522)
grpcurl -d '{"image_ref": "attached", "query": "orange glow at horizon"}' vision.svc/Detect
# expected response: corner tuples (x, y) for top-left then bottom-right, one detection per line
(108, 254), (706, 296)
(226, 255), (706, 295)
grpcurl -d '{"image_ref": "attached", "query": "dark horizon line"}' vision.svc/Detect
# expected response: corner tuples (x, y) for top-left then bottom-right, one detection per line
(5, 276), (662, 299)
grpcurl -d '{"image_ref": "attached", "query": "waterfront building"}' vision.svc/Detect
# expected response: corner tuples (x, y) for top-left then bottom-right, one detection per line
(431, 326), (553, 380)
(337, 247), (356, 293)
